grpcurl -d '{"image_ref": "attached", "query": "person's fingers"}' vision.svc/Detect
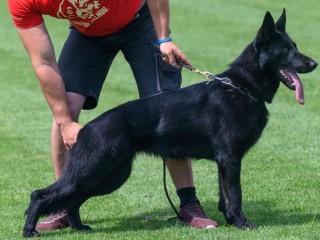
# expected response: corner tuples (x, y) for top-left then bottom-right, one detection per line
(174, 49), (191, 66)
(159, 42), (191, 68)
(61, 122), (83, 150)
(167, 51), (178, 67)
(162, 55), (169, 64)
(65, 143), (72, 151)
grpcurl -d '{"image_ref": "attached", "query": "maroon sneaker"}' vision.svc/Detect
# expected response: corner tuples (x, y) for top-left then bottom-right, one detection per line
(179, 200), (218, 229)
(36, 211), (70, 231)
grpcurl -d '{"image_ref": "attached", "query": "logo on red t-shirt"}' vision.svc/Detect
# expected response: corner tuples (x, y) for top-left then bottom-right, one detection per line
(57, 0), (109, 27)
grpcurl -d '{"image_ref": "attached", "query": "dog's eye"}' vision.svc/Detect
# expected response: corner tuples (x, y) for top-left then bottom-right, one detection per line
(282, 48), (289, 54)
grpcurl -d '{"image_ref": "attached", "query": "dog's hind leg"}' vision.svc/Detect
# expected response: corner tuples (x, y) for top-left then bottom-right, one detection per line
(23, 176), (83, 237)
(217, 157), (256, 229)
(23, 187), (60, 238)
(66, 156), (134, 231)
(23, 190), (44, 237)
(86, 157), (133, 195)
(67, 205), (91, 231)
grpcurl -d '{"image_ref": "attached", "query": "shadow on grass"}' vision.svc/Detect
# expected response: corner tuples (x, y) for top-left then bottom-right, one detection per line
(41, 200), (319, 237)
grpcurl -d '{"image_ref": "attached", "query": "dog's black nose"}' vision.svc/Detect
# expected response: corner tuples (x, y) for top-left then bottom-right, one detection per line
(309, 59), (318, 70)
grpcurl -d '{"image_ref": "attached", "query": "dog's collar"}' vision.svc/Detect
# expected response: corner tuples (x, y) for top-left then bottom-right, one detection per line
(178, 62), (259, 102)
(207, 76), (259, 101)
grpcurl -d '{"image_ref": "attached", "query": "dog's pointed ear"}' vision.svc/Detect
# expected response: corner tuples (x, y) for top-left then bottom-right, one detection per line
(253, 11), (275, 51)
(275, 8), (286, 32)
(259, 11), (276, 37)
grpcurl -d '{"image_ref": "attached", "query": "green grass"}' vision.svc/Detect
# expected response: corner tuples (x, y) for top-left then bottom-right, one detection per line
(1, 0), (320, 239)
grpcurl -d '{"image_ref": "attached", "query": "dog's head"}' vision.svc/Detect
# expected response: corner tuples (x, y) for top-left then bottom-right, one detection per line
(253, 9), (317, 104)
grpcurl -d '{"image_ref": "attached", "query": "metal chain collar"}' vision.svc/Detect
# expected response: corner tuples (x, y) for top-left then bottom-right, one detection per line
(178, 62), (258, 101)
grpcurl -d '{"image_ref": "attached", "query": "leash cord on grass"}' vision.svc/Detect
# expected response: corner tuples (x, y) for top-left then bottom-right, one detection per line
(162, 158), (181, 220)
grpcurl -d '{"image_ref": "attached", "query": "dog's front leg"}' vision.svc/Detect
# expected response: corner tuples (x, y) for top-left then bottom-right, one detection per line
(217, 159), (256, 229)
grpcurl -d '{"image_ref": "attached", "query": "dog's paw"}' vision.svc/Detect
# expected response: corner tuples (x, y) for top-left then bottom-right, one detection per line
(232, 218), (257, 230)
(23, 230), (41, 238)
(242, 221), (258, 229)
(234, 220), (257, 230)
(74, 224), (92, 231)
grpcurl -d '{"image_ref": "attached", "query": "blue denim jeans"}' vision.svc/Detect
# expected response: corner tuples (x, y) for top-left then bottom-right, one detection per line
(58, 3), (182, 110)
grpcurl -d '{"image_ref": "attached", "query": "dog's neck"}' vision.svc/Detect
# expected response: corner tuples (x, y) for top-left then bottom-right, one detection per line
(221, 43), (280, 104)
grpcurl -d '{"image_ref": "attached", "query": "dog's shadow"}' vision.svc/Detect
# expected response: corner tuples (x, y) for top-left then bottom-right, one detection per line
(43, 200), (319, 237)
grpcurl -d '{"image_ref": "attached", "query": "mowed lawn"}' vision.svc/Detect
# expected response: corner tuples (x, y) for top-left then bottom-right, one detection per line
(0, 0), (319, 239)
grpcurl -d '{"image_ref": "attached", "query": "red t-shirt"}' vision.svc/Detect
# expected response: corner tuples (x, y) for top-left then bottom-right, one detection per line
(8, 0), (142, 36)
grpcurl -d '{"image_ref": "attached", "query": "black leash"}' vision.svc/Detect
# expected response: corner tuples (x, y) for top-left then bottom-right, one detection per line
(163, 159), (181, 220)
(177, 62), (258, 101)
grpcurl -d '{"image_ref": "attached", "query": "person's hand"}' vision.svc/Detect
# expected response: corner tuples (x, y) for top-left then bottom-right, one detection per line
(159, 41), (191, 68)
(60, 121), (83, 150)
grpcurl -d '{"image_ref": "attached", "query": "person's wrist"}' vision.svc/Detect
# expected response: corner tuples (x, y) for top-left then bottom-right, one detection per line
(156, 37), (172, 46)
(57, 118), (73, 130)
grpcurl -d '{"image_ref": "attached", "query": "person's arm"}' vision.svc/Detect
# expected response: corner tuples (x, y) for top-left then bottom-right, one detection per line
(17, 23), (82, 149)
(147, 0), (191, 67)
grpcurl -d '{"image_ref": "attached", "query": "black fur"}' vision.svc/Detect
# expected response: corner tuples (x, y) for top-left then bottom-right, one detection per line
(23, 10), (317, 237)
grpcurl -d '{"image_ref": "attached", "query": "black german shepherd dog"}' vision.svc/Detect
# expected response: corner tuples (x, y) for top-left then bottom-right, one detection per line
(23, 10), (317, 237)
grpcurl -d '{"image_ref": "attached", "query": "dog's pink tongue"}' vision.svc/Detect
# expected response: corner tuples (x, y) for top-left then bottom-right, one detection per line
(289, 72), (304, 105)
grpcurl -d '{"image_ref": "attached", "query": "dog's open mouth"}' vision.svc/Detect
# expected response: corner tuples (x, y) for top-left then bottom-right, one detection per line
(279, 69), (304, 105)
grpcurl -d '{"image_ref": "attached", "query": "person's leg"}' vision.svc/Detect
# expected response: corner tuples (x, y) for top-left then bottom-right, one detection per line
(50, 121), (65, 180)
(165, 160), (194, 189)
(50, 26), (118, 179)
(51, 93), (86, 180)
(119, 3), (217, 228)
